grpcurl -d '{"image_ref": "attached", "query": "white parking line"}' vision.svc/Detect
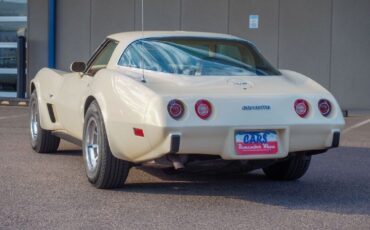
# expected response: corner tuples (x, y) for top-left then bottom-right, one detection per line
(0, 114), (28, 120)
(343, 118), (370, 134)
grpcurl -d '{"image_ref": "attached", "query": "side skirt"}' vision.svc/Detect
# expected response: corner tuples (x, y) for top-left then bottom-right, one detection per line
(52, 131), (82, 146)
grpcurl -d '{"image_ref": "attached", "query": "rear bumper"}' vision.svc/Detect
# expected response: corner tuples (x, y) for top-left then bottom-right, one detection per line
(127, 123), (342, 162)
(167, 131), (340, 155)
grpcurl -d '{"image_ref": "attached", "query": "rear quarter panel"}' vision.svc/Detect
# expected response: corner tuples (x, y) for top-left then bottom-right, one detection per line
(90, 69), (161, 161)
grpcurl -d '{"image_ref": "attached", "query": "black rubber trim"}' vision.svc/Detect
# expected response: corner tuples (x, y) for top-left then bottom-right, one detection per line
(332, 132), (340, 148)
(170, 135), (180, 153)
(306, 149), (328, 156)
(47, 103), (56, 123)
(52, 131), (82, 146)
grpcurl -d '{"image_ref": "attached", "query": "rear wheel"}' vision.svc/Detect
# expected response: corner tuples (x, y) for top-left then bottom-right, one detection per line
(263, 154), (311, 180)
(83, 101), (131, 189)
(29, 91), (60, 153)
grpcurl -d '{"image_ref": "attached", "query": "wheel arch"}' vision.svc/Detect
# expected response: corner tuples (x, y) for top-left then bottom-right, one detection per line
(82, 95), (110, 132)
(84, 96), (97, 116)
(29, 81), (56, 132)
(30, 82), (36, 93)
(82, 94), (121, 159)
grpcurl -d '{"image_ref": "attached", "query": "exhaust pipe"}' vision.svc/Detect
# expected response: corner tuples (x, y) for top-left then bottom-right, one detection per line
(167, 154), (187, 170)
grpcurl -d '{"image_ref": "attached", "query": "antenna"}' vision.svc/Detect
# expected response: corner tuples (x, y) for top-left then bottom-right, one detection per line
(140, 0), (146, 83)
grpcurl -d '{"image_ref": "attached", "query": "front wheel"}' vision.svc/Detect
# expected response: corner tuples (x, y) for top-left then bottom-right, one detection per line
(263, 154), (311, 181)
(29, 91), (60, 153)
(83, 101), (131, 189)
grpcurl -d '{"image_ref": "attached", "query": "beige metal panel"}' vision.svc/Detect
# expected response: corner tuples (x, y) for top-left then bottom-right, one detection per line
(27, 0), (48, 80)
(56, 0), (91, 71)
(278, 0), (331, 89)
(331, 0), (370, 110)
(134, 0), (180, 30)
(229, 0), (279, 66)
(181, 0), (228, 33)
(90, 0), (135, 53)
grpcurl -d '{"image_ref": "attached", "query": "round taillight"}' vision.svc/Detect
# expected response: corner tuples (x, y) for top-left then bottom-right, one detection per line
(294, 99), (309, 118)
(195, 100), (212, 120)
(318, 99), (332, 117)
(167, 99), (185, 120)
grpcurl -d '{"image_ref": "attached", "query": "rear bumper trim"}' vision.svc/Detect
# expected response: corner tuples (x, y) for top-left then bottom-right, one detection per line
(332, 132), (340, 148)
(170, 135), (180, 153)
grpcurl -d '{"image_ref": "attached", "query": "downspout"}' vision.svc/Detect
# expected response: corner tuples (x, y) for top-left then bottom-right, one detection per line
(48, 0), (56, 68)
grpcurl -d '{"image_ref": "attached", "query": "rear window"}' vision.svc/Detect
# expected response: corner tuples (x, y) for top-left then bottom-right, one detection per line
(118, 37), (281, 76)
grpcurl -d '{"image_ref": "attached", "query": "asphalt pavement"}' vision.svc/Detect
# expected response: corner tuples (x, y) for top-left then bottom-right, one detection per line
(0, 106), (369, 229)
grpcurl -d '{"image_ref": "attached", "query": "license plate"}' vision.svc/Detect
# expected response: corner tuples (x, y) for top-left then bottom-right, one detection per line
(235, 130), (279, 155)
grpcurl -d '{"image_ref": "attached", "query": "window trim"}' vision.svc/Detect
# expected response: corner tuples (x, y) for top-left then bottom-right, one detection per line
(84, 38), (118, 76)
(117, 36), (281, 76)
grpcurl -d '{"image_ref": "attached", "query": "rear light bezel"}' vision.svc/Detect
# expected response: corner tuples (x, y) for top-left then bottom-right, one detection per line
(318, 99), (332, 117)
(294, 99), (310, 118)
(167, 99), (185, 120)
(195, 99), (213, 120)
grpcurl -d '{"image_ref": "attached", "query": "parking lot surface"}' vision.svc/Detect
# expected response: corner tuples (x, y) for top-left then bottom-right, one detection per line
(0, 106), (369, 229)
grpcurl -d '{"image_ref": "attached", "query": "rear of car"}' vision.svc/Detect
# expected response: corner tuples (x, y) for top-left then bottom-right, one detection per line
(115, 36), (344, 162)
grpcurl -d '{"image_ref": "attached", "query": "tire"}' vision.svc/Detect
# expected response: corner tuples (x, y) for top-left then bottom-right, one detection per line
(83, 101), (131, 189)
(263, 154), (311, 181)
(162, 167), (184, 175)
(29, 91), (60, 153)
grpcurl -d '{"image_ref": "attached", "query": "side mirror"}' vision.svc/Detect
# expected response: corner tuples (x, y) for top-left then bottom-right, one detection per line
(70, 61), (86, 73)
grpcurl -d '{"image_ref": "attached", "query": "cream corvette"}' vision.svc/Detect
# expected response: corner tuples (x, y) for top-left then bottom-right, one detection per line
(29, 31), (345, 189)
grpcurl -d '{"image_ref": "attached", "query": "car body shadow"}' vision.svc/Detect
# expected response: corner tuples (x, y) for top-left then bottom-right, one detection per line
(52, 146), (370, 216)
(122, 169), (370, 216)
(119, 147), (370, 216)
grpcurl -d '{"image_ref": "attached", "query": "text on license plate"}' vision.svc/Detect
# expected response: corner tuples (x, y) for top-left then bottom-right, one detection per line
(235, 130), (278, 155)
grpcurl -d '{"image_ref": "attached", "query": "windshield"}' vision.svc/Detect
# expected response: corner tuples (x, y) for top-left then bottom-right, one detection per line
(118, 37), (281, 76)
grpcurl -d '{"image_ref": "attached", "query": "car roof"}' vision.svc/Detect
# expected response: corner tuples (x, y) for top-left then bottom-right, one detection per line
(107, 31), (242, 43)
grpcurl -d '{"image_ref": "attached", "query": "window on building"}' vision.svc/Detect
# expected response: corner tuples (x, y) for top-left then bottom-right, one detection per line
(0, 0), (27, 96)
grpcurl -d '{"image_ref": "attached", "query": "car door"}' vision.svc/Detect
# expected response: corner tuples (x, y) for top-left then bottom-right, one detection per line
(56, 39), (118, 139)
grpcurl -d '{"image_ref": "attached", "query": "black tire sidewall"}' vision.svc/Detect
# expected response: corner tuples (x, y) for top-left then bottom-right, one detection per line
(263, 154), (311, 180)
(29, 91), (42, 150)
(83, 102), (104, 183)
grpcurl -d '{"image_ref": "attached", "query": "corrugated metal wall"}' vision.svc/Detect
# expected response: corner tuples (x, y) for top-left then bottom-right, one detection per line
(28, 0), (370, 110)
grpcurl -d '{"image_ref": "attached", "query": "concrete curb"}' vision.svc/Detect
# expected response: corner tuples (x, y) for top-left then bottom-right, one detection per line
(0, 98), (29, 106)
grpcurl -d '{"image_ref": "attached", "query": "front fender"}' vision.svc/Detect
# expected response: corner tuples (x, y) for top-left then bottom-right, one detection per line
(31, 68), (65, 131)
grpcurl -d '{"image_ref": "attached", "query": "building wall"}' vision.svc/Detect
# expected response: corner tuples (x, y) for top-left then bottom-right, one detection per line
(55, 0), (91, 71)
(27, 0), (370, 110)
(278, 0), (332, 88)
(27, 0), (48, 81)
(331, 0), (370, 109)
(229, 0), (279, 66)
